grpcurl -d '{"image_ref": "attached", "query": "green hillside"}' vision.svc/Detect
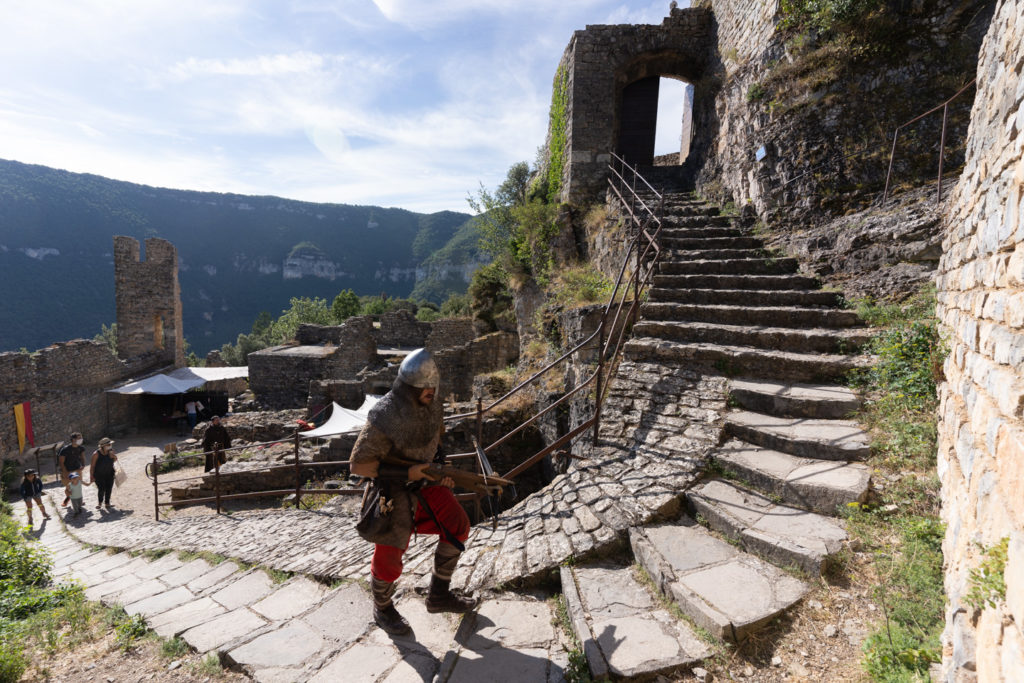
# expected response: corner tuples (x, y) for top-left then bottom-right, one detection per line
(0, 159), (481, 354)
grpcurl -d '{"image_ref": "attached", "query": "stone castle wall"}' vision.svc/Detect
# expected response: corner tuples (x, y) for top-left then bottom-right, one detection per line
(250, 317), (377, 409)
(114, 236), (185, 369)
(0, 340), (137, 457)
(434, 331), (520, 402)
(935, 0), (1024, 677)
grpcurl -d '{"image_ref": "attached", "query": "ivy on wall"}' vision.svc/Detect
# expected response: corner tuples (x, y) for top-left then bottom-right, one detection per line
(546, 63), (570, 203)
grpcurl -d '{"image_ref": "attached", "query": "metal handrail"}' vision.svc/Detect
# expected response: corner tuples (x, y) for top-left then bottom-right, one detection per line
(883, 78), (976, 205)
(449, 152), (664, 491)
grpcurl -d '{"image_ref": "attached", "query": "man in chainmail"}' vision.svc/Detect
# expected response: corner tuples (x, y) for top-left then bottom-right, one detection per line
(349, 348), (477, 635)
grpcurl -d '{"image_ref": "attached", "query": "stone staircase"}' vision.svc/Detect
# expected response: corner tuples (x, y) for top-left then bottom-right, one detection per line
(562, 192), (875, 677)
(23, 191), (877, 681)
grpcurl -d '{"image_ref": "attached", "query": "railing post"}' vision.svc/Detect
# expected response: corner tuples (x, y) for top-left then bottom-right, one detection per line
(152, 454), (159, 520)
(633, 223), (642, 327)
(593, 322), (605, 445)
(883, 128), (899, 202)
(475, 396), (483, 461)
(214, 447), (222, 514)
(294, 432), (302, 509)
(938, 103), (949, 205)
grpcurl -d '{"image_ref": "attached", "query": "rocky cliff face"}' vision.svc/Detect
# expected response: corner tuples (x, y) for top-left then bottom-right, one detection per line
(697, 0), (993, 235)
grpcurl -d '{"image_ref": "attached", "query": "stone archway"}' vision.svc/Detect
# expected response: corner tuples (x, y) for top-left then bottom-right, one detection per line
(548, 6), (714, 202)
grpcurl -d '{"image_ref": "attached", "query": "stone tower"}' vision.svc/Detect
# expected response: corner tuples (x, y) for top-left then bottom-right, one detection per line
(113, 236), (185, 369)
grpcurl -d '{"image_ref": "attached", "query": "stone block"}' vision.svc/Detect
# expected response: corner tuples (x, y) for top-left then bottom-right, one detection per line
(181, 607), (267, 653)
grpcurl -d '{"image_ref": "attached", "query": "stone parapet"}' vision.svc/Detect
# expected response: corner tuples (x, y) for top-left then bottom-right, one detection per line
(935, 0), (1024, 678)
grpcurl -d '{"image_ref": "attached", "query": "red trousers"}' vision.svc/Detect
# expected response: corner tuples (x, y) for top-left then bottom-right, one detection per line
(371, 485), (470, 582)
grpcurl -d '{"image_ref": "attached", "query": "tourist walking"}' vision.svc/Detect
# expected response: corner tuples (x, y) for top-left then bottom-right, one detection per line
(57, 431), (86, 507)
(19, 469), (51, 525)
(184, 398), (205, 429)
(90, 437), (118, 510)
(202, 415), (231, 472)
(67, 472), (87, 517)
(349, 348), (477, 636)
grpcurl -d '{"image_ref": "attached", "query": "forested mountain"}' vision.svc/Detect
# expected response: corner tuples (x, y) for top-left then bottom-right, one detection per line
(0, 159), (482, 354)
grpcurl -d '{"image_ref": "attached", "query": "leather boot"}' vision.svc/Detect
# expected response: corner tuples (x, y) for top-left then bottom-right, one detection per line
(370, 577), (411, 636)
(425, 543), (478, 613)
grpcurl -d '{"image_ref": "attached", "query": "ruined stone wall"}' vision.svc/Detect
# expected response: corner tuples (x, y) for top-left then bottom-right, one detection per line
(435, 332), (519, 402)
(248, 317), (377, 409)
(376, 309), (429, 348)
(425, 319), (476, 352)
(935, 0), (1024, 677)
(0, 340), (135, 458)
(114, 237), (184, 370)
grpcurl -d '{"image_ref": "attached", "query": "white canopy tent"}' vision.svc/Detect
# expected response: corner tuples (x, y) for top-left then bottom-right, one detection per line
(107, 366), (249, 395)
(300, 395), (381, 439)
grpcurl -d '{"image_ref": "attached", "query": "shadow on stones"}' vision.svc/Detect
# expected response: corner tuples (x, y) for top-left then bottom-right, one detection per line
(451, 612), (565, 682)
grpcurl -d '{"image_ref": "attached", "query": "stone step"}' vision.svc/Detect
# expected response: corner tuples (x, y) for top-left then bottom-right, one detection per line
(664, 247), (768, 260)
(629, 523), (808, 642)
(631, 320), (871, 354)
(663, 205), (719, 217)
(728, 378), (862, 419)
(661, 215), (734, 229)
(560, 564), (710, 678)
(724, 410), (871, 461)
(649, 287), (843, 308)
(660, 236), (765, 250)
(713, 439), (871, 515)
(658, 258), (799, 275)
(623, 337), (873, 382)
(640, 302), (863, 328)
(652, 273), (821, 290)
(658, 226), (745, 238)
(686, 478), (848, 576)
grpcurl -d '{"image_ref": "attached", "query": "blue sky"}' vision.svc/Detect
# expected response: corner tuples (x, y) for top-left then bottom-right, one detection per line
(0, 0), (687, 214)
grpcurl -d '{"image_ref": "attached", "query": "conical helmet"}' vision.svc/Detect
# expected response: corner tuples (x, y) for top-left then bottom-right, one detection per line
(398, 348), (439, 388)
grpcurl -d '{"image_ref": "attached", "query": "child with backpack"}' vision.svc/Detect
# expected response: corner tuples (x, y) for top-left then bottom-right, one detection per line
(19, 468), (51, 525)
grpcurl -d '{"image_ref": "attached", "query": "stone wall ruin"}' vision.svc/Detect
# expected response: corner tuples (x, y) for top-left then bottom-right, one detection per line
(2, 237), (187, 462)
(115, 236), (185, 369)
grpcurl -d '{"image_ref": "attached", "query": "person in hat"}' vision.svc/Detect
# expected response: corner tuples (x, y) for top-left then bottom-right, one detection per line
(57, 431), (86, 507)
(350, 348), (477, 637)
(19, 468), (50, 525)
(89, 437), (118, 510)
(202, 416), (232, 472)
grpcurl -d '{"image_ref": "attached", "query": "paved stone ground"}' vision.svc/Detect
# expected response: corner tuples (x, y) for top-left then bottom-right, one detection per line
(13, 496), (572, 682)
(48, 356), (726, 596)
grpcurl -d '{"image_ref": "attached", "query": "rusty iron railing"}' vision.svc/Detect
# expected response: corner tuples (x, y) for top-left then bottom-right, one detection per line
(146, 433), (363, 519)
(146, 155), (665, 520)
(883, 79), (977, 205)
(441, 152), (665, 498)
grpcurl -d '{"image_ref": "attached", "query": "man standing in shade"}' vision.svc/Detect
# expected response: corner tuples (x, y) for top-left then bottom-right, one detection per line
(349, 348), (477, 636)
(202, 415), (232, 472)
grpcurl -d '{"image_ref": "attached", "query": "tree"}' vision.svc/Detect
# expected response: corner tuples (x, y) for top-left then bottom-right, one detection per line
(331, 289), (361, 322)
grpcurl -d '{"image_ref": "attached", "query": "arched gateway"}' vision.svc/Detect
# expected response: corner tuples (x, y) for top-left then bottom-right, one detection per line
(548, 6), (715, 202)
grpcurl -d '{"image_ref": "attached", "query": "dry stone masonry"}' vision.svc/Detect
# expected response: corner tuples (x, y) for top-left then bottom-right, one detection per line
(935, 0), (1024, 677)
(114, 236), (185, 369)
(2, 237), (187, 461)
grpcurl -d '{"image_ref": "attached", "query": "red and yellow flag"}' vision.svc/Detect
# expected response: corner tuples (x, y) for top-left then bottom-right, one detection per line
(14, 402), (34, 452)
